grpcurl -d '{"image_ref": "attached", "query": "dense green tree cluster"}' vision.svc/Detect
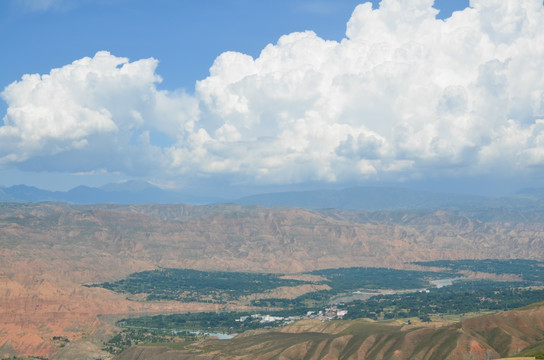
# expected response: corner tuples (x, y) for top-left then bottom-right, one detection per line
(89, 268), (308, 302)
(340, 281), (544, 320)
(103, 328), (197, 355)
(309, 267), (454, 292)
(119, 310), (303, 334)
(90, 266), (456, 304)
(251, 290), (333, 309)
(250, 267), (455, 309)
(414, 259), (544, 283)
(120, 282), (544, 335)
(94, 263), (544, 339)
(253, 267), (457, 309)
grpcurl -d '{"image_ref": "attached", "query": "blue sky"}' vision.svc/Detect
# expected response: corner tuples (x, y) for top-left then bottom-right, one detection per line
(0, 0), (467, 93)
(4, 0), (544, 197)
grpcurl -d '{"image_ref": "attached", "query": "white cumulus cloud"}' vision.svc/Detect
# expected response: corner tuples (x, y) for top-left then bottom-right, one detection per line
(2, 0), (544, 187)
(0, 51), (198, 175)
(190, 0), (544, 184)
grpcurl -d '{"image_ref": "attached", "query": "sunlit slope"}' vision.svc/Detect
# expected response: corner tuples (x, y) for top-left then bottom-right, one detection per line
(116, 303), (544, 360)
(1, 203), (543, 279)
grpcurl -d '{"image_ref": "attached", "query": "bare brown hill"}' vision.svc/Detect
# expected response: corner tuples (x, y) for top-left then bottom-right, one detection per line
(115, 302), (544, 360)
(1, 203), (544, 358)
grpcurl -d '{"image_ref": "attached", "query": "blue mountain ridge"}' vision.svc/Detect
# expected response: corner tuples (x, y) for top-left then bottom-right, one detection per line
(0, 181), (216, 205)
(2, 182), (543, 211)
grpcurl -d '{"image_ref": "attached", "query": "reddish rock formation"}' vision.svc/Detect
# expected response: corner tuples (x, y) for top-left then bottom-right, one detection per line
(1, 203), (543, 358)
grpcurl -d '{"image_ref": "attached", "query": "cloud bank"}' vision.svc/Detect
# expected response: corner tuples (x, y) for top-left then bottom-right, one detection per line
(2, 0), (544, 187)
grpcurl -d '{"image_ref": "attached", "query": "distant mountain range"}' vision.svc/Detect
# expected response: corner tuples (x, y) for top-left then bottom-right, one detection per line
(0, 181), (217, 205)
(233, 187), (490, 210)
(232, 186), (544, 211)
(2, 182), (544, 211)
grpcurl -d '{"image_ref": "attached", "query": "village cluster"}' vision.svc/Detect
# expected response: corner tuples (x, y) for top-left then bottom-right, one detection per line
(236, 307), (348, 325)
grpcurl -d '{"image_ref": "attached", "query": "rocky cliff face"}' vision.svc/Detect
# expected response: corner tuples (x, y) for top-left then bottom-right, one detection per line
(1, 203), (544, 358)
(0, 273), (222, 358)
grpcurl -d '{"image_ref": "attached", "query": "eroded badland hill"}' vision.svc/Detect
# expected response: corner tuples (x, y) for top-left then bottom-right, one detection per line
(1, 202), (544, 358)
